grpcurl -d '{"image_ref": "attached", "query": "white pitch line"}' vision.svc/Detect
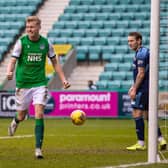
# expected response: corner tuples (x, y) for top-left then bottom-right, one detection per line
(98, 160), (168, 168)
(0, 134), (55, 140)
(0, 134), (34, 139)
(101, 162), (152, 168)
(0, 134), (130, 139)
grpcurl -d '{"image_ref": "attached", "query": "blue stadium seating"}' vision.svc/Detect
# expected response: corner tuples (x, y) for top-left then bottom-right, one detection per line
(0, 0), (43, 62)
(46, 0), (167, 91)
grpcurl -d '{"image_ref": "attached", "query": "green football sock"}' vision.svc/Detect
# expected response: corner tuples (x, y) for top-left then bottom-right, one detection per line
(35, 119), (44, 149)
(14, 112), (20, 123)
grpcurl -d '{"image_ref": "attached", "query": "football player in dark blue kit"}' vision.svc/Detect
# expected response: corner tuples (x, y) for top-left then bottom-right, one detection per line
(126, 32), (167, 151)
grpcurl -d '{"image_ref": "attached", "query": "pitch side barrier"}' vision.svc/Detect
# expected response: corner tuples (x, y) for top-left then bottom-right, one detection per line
(0, 90), (131, 118)
(0, 90), (167, 118)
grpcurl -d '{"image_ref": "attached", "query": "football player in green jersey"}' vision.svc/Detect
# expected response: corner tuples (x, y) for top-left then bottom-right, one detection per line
(6, 16), (70, 159)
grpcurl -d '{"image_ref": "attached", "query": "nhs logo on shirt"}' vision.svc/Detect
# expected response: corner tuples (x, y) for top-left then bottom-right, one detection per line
(27, 53), (42, 62)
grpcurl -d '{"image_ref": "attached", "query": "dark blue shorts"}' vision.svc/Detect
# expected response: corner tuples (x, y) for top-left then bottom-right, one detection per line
(131, 91), (149, 111)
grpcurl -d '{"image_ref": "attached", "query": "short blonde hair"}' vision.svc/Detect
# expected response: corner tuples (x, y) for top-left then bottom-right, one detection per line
(26, 16), (41, 25)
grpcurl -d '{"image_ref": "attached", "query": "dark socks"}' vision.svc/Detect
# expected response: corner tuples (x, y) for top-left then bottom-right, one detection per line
(134, 117), (144, 141)
(35, 119), (44, 149)
(14, 112), (20, 124)
(158, 127), (162, 138)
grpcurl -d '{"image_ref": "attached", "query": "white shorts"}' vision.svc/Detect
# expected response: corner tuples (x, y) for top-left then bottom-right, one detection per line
(15, 86), (49, 111)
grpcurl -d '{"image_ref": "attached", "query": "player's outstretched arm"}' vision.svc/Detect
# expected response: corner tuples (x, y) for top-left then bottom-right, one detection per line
(6, 57), (17, 80)
(50, 57), (71, 89)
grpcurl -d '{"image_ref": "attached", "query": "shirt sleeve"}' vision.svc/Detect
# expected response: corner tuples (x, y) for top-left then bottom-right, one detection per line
(12, 39), (22, 58)
(137, 51), (148, 68)
(48, 42), (56, 59)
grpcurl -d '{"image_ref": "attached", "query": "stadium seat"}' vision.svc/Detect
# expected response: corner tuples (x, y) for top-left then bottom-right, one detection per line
(76, 5), (89, 13)
(119, 38), (128, 45)
(53, 21), (65, 29)
(94, 37), (107, 46)
(0, 46), (7, 56)
(96, 80), (108, 90)
(159, 80), (164, 90)
(141, 28), (150, 37)
(85, 29), (98, 37)
(102, 46), (115, 54)
(73, 29), (86, 37)
(106, 0), (120, 5)
(91, 21), (104, 29)
(104, 62), (118, 71)
(64, 21), (78, 29)
(121, 80), (133, 89)
(102, 52), (112, 62)
(118, 62), (132, 71)
(69, 0), (81, 5)
(114, 5), (128, 13)
(64, 6), (76, 13)
(106, 37), (120, 46)
(49, 37), (68, 44)
(98, 29), (112, 37)
(101, 5), (115, 13)
(130, 0), (147, 4)
(161, 80), (168, 91)
(118, 0), (132, 4)
(94, 0), (107, 5)
(159, 71), (168, 80)
(83, 13), (96, 21)
(160, 62), (168, 71)
(107, 80), (121, 90)
(129, 21), (144, 29)
(1, 29), (19, 39)
(88, 5), (102, 13)
(115, 46), (129, 54)
(120, 13), (134, 20)
(81, 0), (94, 5)
(139, 4), (151, 12)
(48, 29), (61, 38)
(76, 46), (89, 61)
(70, 13), (84, 21)
(60, 29), (73, 37)
(125, 71), (133, 80)
(134, 13), (150, 20)
(95, 13), (109, 21)
(99, 71), (113, 80)
(116, 21), (130, 29)
(68, 37), (81, 46)
(0, 37), (13, 46)
(123, 54), (133, 63)
(125, 4), (141, 12)
(88, 45), (102, 61)
(4, 13), (28, 22)
(80, 37), (94, 45)
(78, 21), (90, 29)
(103, 21), (117, 29)
(111, 29), (125, 37)
(112, 71), (126, 80)
(110, 54), (124, 63)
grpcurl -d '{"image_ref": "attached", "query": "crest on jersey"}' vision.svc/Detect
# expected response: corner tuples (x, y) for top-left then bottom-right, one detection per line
(40, 44), (45, 50)
(138, 60), (143, 65)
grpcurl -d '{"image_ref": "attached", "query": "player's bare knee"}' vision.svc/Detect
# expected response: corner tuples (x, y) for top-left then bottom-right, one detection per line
(17, 110), (28, 121)
(35, 112), (44, 119)
(17, 115), (26, 121)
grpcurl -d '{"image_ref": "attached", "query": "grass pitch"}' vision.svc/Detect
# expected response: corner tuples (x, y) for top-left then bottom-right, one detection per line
(0, 118), (167, 168)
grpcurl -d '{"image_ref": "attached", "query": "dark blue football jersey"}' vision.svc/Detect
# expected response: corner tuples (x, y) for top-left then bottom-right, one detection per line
(133, 47), (149, 92)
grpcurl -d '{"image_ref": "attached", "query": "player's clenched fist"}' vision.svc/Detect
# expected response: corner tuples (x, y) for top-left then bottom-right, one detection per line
(63, 81), (71, 89)
(7, 72), (13, 80)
